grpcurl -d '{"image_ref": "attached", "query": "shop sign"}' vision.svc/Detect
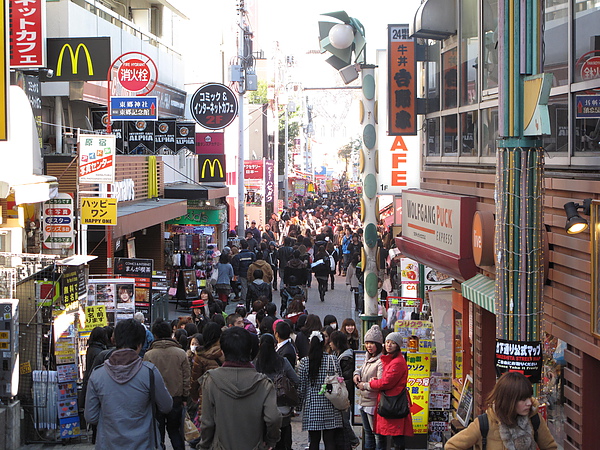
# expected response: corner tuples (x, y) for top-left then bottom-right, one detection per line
(154, 120), (176, 153)
(9, 0), (45, 68)
(244, 160), (264, 180)
(61, 266), (80, 310)
(264, 159), (275, 203)
(575, 95), (600, 119)
(198, 154), (226, 182)
(78, 134), (115, 184)
(175, 122), (195, 152)
(195, 132), (224, 154)
(110, 96), (157, 120)
(114, 258), (152, 323)
(393, 320), (433, 354)
(167, 208), (222, 226)
(127, 120), (154, 153)
(113, 179), (135, 202)
(495, 339), (543, 382)
(472, 211), (495, 266)
(80, 197), (117, 225)
(190, 83), (238, 130)
(388, 24), (416, 136)
(43, 193), (74, 249)
(84, 305), (108, 330)
(406, 353), (431, 434)
(400, 258), (420, 298)
(87, 279), (136, 325)
(43, 37), (111, 82)
(293, 179), (307, 196)
(378, 136), (419, 195)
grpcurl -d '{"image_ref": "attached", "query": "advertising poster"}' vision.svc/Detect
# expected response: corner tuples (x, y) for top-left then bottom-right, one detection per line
(87, 279), (135, 325)
(495, 339), (543, 382)
(400, 258), (419, 298)
(84, 305), (108, 331)
(393, 320), (433, 353)
(78, 134), (116, 184)
(406, 353), (431, 434)
(114, 258), (153, 323)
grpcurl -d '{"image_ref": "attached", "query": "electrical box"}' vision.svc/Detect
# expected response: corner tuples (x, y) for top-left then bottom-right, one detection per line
(229, 65), (242, 83)
(0, 299), (19, 398)
(245, 72), (258, 91)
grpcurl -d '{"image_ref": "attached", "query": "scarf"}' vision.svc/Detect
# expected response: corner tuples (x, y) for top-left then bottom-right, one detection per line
(498, 414), (536, 450)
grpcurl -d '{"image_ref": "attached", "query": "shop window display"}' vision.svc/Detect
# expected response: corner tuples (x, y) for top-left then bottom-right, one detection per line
(540, 334), (566, 447)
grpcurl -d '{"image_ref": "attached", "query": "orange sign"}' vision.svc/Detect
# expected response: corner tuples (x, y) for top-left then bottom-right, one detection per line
(388, 25), (416, 136)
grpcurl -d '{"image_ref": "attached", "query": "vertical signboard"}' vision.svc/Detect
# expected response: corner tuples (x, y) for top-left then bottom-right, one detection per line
(114, 258), (153, 323)
(43, 193), (74, 249)
(0, 1), (7, 141)
(388, 24), (416, 136)
(78, 134), (116, 184)
(9, 0), (45, 68)
(154, 120), (176, 153)
(175, 122), (195, 152)
(264, 159), (275, 203)
(127, 120), (154, 153)
(406, 353), (431, 433)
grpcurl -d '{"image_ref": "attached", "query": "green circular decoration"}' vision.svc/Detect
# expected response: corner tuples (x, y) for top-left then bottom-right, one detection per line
(364, 223), (378, 248)
(365, 272), (378, 298)
(364, 173), (377, 199)
(362, 74), (376, 100)
(363, 124), (376, 149)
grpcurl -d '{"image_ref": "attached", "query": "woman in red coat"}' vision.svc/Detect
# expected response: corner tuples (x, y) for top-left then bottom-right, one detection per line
(365, 332), (413, 449)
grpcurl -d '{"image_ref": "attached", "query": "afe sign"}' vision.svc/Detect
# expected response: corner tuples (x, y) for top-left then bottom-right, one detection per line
(472, 211), (495, 267)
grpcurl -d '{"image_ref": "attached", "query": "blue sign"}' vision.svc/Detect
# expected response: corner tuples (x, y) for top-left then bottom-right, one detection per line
(576, 95), (600, 119)
(110, 96), (158, 120)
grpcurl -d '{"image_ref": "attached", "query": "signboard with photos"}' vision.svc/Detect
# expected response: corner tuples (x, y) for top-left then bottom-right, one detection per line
(87, 278), (136, 326)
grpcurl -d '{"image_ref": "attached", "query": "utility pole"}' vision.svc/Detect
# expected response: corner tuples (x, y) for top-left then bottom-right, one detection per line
(236, 1), (250, 236)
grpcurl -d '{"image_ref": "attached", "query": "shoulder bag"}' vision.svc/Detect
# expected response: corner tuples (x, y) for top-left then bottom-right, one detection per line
(323, 355), (350, 410)
(378, 386), (410, 419)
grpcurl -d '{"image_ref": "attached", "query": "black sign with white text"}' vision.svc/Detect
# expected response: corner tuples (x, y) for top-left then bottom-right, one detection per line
(495, 339), (543, 382)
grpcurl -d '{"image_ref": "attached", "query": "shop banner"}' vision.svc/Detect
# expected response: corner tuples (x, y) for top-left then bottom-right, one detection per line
(78, 134), (115, 184)
(154, 120), (176, 153)
(388, 24), (416, 136)
(244, 160), (264, 180)
(80, 197), (117, 225)
(195, 132), (224, 154)
(127, 120), (155, 153)
(264, 159), (275, 203)
(9, 0), (45, 68)
(400, 257), (419, 298)
(406, 353), (431, 434)
(495, 339), (543, 382)
(87, 278), (136, 326)
(84, 305), (108, 331)
(175, 122), (195, 152)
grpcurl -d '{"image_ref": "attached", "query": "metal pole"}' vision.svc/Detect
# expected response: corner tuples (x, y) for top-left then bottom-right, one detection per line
(284, 102), (289, 208)
(236, 3), (246, 236)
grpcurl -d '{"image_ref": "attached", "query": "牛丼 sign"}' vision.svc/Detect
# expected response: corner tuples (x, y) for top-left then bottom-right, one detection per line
(388, 25), (416, 136)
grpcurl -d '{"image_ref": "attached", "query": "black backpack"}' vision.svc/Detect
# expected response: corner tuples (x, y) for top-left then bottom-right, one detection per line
(479, 412), (541, 450)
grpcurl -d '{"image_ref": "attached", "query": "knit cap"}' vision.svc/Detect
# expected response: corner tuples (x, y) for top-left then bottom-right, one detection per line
(385, 332), (404, 348)
(364, 325), (384, 344)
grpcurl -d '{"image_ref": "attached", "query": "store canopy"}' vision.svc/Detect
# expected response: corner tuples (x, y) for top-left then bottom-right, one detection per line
(112, 198), (187, 238)
(461, 273), (496, 313)
(0, 174), (58, 205)
(164, 182), (229, 201)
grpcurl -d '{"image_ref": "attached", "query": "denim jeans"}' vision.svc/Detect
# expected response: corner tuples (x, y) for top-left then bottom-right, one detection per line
(156, 399), (185, 450)
(360, 409), (385, 450)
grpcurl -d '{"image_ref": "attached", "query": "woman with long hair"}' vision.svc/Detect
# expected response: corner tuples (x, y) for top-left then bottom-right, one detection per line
(329, 330), (360, 449)
(297, 331), (343, 450)
(214, 253), (234, 303)
(341, 317), (360, 351)
(295, 314), (323, 359)
(190, 322), (223, 419)
(254, 333), (300, 450)
(364, 332), (413, 449)
(353, 325), (384, 450)
(445, 371), (557, 450)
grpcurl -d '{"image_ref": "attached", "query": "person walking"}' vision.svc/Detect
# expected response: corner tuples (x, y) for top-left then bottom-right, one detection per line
(143, 318), (191, 450)
(444, 371), (558, 450)
(214, 253), (234, 303)
(247, 269), (273, 310)
(199, 327), (282, 449)
(363, 332), (414, 450)
(231, 239), (256, 307)
(255, 333), (300, 450)
(267, 241), (279, 291)
(84, 319), (173, 450)
(297, 330), (344, 450)
(353, 325), (384, 450)
(312, 246), (331, 302)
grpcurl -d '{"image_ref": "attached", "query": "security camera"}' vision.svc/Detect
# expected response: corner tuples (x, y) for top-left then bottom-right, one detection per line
(41, 68), (54, 79)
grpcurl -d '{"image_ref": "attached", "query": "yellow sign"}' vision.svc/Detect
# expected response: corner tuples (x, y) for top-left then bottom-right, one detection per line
(85, 305), (108, 330)
(57, 43), (94, 77)
(201, 158), (224, 178)
(0, 0), (7, 141)
(20, 361), (32, 375)
(81, 197), (117, 225)
(406, 353), (431, 434)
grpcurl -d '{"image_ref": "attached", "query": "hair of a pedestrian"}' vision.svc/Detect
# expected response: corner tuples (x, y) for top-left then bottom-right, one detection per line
(88, 327), (108, 347)
(184, 322), (198, 337)
(298, 244), (307, 255)
(174, 328), (188, 350)
(292, 249), (301, 259)
(170, 319), (179, 332)
(240, 239), (249, 249)
(265, 302), (277, 317)
(199, 289), (215, 303)
(151, 318), (173, 339)
(255, 333), (284, 374)
(341, 318), (359, 339)
(308, 331), (325, 382)
(220, 326), (252, 363)
(275, 320), (291, 340)
(301, 314), (323, 334)
(286, 298), (305, 315)
(114, 319), (146, 350)
(259, 315), (276, 336)
(190, 333), (203, 348)
(253, 269), (264, 279)
(295, 313), (307, 332)
(329, 330), (349, 353)
(252, 300), (265, 312)
(235, 305), (247, 317)
(284, 237), (293, 247)
(211, 313), (225, 328)
(133, 312), (145, 323)
(486, 372), (534, 427)
(326, 241), (335, 253)
(219, 253), (229, 264)
(226, 313), (242, 327)
(323, 314), (337, 328)
(202, 322), (222, 349)
(178, 316), (192, 328)
(103, 326), (114, 343)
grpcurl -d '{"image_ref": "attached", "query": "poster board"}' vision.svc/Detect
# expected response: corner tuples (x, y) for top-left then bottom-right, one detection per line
(87, 278), (136, 325)
(352, 350), (366, 426)
(456, 374), (474, 426)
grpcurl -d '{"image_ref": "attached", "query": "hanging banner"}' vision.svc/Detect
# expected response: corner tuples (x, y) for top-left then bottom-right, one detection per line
(43, 193), (75, 249)
(84, 305), (108, 330)
(388, 24), (416, 136)
(406, 353), (431, 434)
(495, 339), (543, 382)
(175, 122), (195, 152)
(9, 0), (46, 68)
(78, 134), (116, 184)
(127, 120), (154, 153)
(264, 159), (275, 203)
(154, 120), (176, 153)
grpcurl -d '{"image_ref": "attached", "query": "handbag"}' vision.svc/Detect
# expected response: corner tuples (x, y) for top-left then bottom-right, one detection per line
(183, 411), (200, 441)
(274, 372), (299, 407)
(378, 387), (410, 419)
(209, 266), (219, 286)
(322, 356), (350, 410)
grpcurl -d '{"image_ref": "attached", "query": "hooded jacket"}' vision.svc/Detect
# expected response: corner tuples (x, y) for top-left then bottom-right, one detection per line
(199, 366), (282, 450)
(232, 249), (256, 278)
(85, 348), (173, 450)
(444, 398), (557, 450)
(190, 344), (224, 403)
(143, 338), (190, 398)
(247, 259), (274, 283)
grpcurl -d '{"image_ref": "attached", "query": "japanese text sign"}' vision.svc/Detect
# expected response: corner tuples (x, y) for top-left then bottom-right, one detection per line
(110, 96), (157, 120)
(43, 193), (74, 249)
(81, 197), (117, 225)
(406, 353), (431, 434)
(78, 134), (116, 183)
(9, 0), (45, 68)
(195, 132), (224, 154)
(388, 25), (416, 135)
(244, 160), (264, 180)
(495, 339), (543, 382)
(576, 95), (600, 119)
(190, 83), (238, 130)
(84, 305), (108, 330)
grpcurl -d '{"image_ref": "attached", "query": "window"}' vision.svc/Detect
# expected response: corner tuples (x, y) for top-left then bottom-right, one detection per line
(574, 0), (600, 83)
(460, 0), (479, 104)
(427, 118), (440, 156)
(443, 115), (459, 155)
(427, 42), (441, 113)
(443, 48), (458, 109)
(543, 95), (569, 152)
(481, 107), (498, 156)
(482, 0), (499, 90)
(461, 111), (478, 155)
(545, 0), (569, 85)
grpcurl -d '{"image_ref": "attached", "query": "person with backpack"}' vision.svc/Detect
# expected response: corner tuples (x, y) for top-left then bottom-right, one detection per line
(254, 333), (300, 450)
(312, 246), (332, 302)
(444, 371), (557, 450)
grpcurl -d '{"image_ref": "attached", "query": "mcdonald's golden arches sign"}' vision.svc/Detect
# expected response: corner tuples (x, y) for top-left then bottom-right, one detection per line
(43, 37), (111, 82)
(198, 154), (226, 182)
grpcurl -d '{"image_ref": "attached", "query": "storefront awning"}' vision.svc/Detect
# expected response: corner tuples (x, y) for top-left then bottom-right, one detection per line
(0, 174), (58, 204)
(164, 182), (229, 201)
(461, 273), (496, 313)
(112, 198), (187, 238)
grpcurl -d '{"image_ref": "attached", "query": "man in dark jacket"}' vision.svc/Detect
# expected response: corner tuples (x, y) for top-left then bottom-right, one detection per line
(275, 320), (297, 368)
(246, 269), (272, 310)
(245, 220), (262, 243)
(143, 319), (191, 450)
(277, 237), (294, 289)
(85, 319), (172, 450)
(231, 239), (256, 307)
(199, 327), (281, 449)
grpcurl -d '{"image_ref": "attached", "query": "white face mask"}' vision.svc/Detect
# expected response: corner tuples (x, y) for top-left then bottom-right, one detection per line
(331, 323), (337, 330)
(190, 345), (198, 353)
